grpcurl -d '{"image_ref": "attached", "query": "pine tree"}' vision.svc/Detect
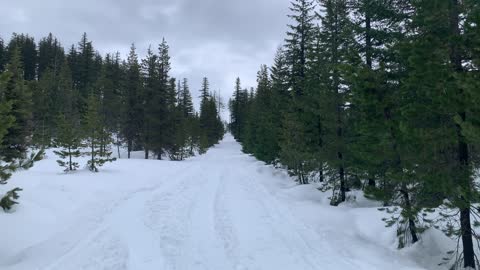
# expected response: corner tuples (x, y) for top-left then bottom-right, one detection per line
(345, 0), (424, 246)
(347, 0), (409, 186)
(230, 78), (249, 141)
(242, 88), (257, 154)
(0, 65), (42, 211)
(122, 44), (143, 159)
(165, 78), (180, 159)
(76, 33), (96, 104)
(199, 76), (223, 149)
(7, 34), (37, 81)
(51, 58), (82, 172)
(0, 72), (16, 182)
(199, 78), (223, 149)
(83, 93), (116, 172)
(103, 52), (124, 158)
(285, 0), (316, 97)
(200, 77), (210, 102)
(54, 113), (82, 172)
(276, 0), (318, 184)
(176, 78), (196, 158)
(316, 0), (360, 204)
(398, 1), (480, 267)
(141, 46), (159, 159)
(180, 78), (195, 118)
(38, 33), (65, 79)
(252, 65), (277, 163)
(0, 37), (6, 73)
(1, 48), (33, 162)
(149, 39), (172, 160)
(269, 48), (291, 163)
(33, 69), (55, 146)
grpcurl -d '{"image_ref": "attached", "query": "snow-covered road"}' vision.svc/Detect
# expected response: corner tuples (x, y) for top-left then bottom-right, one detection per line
(1, 135), (430, 270)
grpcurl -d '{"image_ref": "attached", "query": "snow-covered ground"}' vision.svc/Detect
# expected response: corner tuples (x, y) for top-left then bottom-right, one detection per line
(1, 134), (451, 270)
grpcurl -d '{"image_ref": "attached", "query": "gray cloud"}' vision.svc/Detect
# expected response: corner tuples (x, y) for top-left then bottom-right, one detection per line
(1, 0), (291, 117)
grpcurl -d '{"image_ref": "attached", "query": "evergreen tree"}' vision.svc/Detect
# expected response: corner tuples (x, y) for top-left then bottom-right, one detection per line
(38, 33), (65, 79)
(122, 44), (143, 159)
(103, 52), (124, 158)
(175, 78), (196, 159)
(33, 69), (55, 145)
(277, 0), (318, 184)
(149, 39), (172, 160)
(180, 78), (195, 118)
(229, 78), (249, 141)
(0, 64), (42, 211)
(76, 33), (96, 98)
(316, 0), (360, 204)
(0, 38), (7, 73)
(269, 48), (291, 163)
(398, 0), (480, 267)
(1, 49), (33, 162)
(52, 58), (82, 172)
(83, 93), (116, 172)
(252, 65), (277, 163)
(141, 46), (159, 159)
(0, 71), (16, 182)
(285, 0), (316, 97)
(199, 78), (223, 149)
(7, 33), (37, 81)
(165, 78), (180, 158)
(53, 113), (82, 172)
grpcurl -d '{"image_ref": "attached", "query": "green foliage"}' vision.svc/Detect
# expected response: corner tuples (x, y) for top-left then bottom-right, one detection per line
(168, 78), (197, 160)
(228, 2), (480, 266)
(1, 48), (33, 161)
(199, 78), (224, 149)
(122, 44), (144, 159)
(54, 113), (82, 172)
(0, 187), (22, 211)
(83, 93), (116, 172)
(0, 33), (230, 215)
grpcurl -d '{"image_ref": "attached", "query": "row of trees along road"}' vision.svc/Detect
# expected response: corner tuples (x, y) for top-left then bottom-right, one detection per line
(0, 33), (224, 211)
(229, 0), (480, 268)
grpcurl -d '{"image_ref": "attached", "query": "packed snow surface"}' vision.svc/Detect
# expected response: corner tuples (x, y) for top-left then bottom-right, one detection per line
(1, 134), (444, 270)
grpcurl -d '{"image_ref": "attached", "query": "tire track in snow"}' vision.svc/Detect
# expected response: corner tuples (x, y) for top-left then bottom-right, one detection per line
(225, 167), (336, 270)
(1, 162), (198, 270)
(213, 168), (245, 269)
(45, 229), (129, 270)
(142, 162), (217, 270)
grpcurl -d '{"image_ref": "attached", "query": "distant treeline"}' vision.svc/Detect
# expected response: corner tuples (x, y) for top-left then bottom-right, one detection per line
(0, 32), (224, 161)
(0, 32), (224, 208)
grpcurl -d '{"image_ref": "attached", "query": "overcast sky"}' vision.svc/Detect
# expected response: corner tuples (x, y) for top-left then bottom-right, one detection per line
(1, 0), (292, 117)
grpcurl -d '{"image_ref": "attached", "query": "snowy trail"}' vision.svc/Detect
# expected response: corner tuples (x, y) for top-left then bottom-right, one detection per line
(1, 134), (428, 270)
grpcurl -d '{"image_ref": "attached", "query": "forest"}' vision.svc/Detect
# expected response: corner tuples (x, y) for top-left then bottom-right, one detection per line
(229, 0), (480, 268)
(0, 33), (224, 208)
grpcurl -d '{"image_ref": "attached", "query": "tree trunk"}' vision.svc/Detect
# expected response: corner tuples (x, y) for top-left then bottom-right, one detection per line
(68, 146), (72, 171)
(449, 0), (475, 267)
(117, 144), (121, 159)
(368, 177), (375, 187)
(339, 160), (346, 203)
(461, 206), (475, 269)
(91, 142), (95, 171)
(127, 139), (132, 159)
(400, 188), (419, 244)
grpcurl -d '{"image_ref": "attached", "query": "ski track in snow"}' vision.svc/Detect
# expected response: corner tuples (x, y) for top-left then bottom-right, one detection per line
(1, 135), (429, 270)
